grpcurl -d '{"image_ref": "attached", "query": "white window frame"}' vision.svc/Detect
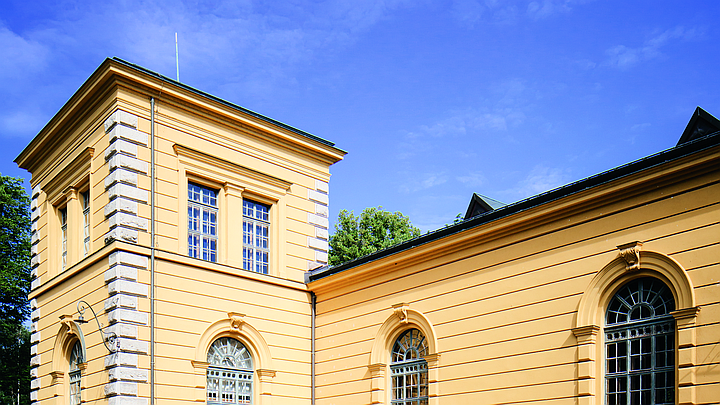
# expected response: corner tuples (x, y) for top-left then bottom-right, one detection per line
(81, 190), (90, 256)
(390, 328), (429, 405)
(188, 182), (219, 262)
(242, 199), (270, 274)
(604, 277), (675, 405)
(60, 207), (68, 271)
(69, 341), (82, 405)
(207, 337), (253, 405)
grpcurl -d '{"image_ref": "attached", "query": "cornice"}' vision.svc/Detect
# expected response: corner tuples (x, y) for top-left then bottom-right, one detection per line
(174, 144), (292, 193)
(108, 61), (345, 163)
(16, 59), (117, 171)
(16, 58), (346, 174)
(43, 147), (94, 204)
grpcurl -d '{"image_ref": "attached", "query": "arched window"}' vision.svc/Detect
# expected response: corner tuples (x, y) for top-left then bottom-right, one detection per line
(69, 341), (82, 405)
(391, 329), (428, 405)
(207, 337), (253, 404)
(605, 277), (676, 405)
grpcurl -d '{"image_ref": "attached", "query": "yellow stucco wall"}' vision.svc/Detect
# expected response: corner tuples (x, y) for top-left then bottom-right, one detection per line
(310, 150), (720, 405)
(21, 59), (343, 405)
(18, 57), (720, 405)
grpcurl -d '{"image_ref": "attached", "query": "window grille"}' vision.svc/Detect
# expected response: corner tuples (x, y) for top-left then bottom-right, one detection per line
(605, 277), (675, 405)
(60, 207), (68, 271)
(82, 191), (90, 256)
(242, 200), (270, 274)
(391, 329), (428, 405)
(207, 337), (253, 405)
(188, 183), (218, 262)
(69, 341), (82, 405)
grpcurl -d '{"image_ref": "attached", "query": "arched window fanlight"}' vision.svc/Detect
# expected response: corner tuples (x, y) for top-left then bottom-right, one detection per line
(391, 329), (428, 405)
(207, 337), (253, 404)
(605, 278), (675, 405)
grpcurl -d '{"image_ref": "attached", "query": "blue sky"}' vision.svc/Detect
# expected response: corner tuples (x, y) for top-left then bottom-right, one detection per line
(2, 0), (719, 232)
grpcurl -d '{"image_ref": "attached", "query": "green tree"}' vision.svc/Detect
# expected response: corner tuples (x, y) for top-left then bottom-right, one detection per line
(329, 206), (421, 266)
(0, 323), (30, 405)
(0, 175), (31, 405)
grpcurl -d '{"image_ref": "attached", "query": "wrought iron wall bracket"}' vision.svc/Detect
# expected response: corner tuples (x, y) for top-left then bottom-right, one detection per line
(76, 300), (118, 353)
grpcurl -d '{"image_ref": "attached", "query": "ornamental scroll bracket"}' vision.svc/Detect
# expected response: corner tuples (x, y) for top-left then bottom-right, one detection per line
(392, 303), (410, 324)
(228, 312), (246, 330)
(617, 241), (643, 272)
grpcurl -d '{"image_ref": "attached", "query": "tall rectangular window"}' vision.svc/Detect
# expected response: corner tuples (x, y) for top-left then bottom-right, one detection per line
(242, 200), (270, 274)
(60, 207), (68, 271)
(69, 341), (82, 405)
(81, 191), (90, 256)
(188, 183), (218, 262)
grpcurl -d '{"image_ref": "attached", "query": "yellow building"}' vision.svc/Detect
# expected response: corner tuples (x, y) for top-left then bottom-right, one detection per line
(17, 58), (720, 405)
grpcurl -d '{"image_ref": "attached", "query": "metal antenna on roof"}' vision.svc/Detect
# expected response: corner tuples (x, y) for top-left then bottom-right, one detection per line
(175, 32), (180, 82)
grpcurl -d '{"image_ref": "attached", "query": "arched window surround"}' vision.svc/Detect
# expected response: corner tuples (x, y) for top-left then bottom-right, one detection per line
(192, 313), (276, 404)
(50, 315), (87, 403)
(573, 245), (700, 405)
(369, 304), (441, 405)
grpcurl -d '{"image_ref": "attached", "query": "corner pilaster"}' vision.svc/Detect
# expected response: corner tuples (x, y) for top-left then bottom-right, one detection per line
(104, 250), (149, 405)
(29, 186), (41, 405)
(103, 110), (149, 245)
(307, 180), (330, 270)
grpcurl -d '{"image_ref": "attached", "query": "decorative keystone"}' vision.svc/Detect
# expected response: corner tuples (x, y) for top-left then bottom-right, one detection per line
(229, 313), (245, 330)
(392, 303), (410, 324)
(617, 241), (643, 271)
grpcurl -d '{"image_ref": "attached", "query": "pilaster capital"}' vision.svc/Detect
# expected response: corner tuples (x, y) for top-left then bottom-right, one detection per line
(572, 325), (600, 343)
(368, 363), (386, 375)
(256, 369), (276, 381)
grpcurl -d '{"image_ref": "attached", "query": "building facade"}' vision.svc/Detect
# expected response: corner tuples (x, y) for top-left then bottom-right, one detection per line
(16, 58), (345, 405)
(17, 59), (720, 405)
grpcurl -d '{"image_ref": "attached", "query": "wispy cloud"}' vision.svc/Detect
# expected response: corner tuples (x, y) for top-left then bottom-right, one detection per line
(456, 171), (487, 188)
(605, 26), (701, 69)
(0, 26), (50, 80)
(509, 164), (572, 200)
(450, 0), (486, 27)
(399, 171), (449, 194)
(450, 0), (593, 26)
(397, 78), (531, 162)
(630, 122), (651, 132)
(0, 0), (420, 138)
(396, 107), (522, 162)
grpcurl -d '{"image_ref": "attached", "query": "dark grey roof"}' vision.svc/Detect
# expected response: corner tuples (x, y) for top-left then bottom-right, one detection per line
(464, 193), (507, 220)
(677, 107), (720, 146)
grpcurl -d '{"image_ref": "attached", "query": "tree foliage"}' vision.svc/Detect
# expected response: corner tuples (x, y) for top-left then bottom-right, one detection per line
(329, 207), (421, 266)
(0, 175), (31, 405)
(0, 323), (30, 405)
